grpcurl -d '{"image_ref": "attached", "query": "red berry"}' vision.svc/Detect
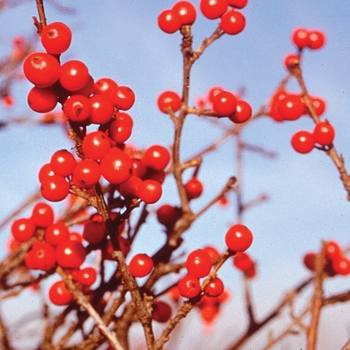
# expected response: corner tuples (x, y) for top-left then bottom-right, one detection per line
(31, 240), (56, 271)
(220, 10), (246, 35)
(40, 22), (72, 55)
(63, 94), (91, 123)
(269, 89), (287, 122)
(114, 85), (135, 110)
(308, 30), (326, 50)
(82, 131), (110, 161)
(203, 246), (221, 263)
(325, 240), (342, 261)
(94, 77), (119, 100)
(292, 28), (310, 49)
(313, 121), (335, 146)
(157, 90), (182, 113)
(89, 94), (114, 125)
(204, 277), (224, 297)
(100, 147), (133, 185)
(73, 159), (101, 187)
(119, 175), (142, 198)
(212, 91), (237, 116)
(172, 1), (197, 25)
(49, 280), (73, 306)
(27, 86), (58, 113)
(228, 99), (252, 123)
(177, 274), (201, 298)
(283, 53), (300, 69)
(142, 144), (171, 171)
(108, 112), (133, 144)
(31, 202), (54, 227)
(200, 0), (228, 20)
(309, 96), (326, 116)
(152, 300), (172, 323)
(45, 221), (70, 246)
(225, 223), (253, 252)
(83, 220), (106, 244)
(291, 130), (314, 154)
(128, 253), (154, 277)
(303, 252), (316, 271)
(56, 240), (86, 268)
(23, 52), (60, 87)
(138, 179), (163, 204)
(186, 249), (212, 278)
(277, 93), (304, 121)
(40, 174), (70, 202)
(50, 149), (77, 177)
(158, 9), (182, 34)
(184, 177), (203, 200)
(38, 163), (55, 183)
(60, 60), (90, 92)
(227, 0), (248, 9)
(332, 255), (350, 275)
(208, 86), (224, 104)
(11, 217), (36, 242)
(233, 252), (254, 271)
(156, 204), (180, 226)
(72, 267), (97, 286)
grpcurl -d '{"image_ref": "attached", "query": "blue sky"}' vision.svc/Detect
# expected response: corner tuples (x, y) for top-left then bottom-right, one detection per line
(1, 1), (350, 349)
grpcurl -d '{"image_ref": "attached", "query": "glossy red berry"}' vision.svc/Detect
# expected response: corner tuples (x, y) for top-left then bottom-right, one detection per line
(277, 93), (304, 121)
(49, 280), (73, 306)
(63, 94), (91, 122)
(292, 28), (309, 49)
(212, 91), (237, 116)
(11, 217), (36, 242)
(40, 174), (70, 202)
(283, 53), (300, 69)
(184, 177), (203, 200)
(332, 255), (350, 275)
(228, 99), (252, 123)
(325, 240), (342, 261)
(128, 253), (154, 277)
(204, 277), (224, 297)
(157, 90), (182, 113)
(308, 30), (326, 50)
(72, 267), (97, 286)
(220, 10), (246, 35)
(114, 85), (135, 110)
(50, 149), (77, 177)
(291, 130), (314, 154)
(208, 86), (224, 104)
(200, 0), (228, 20)
(82, 220), (106, 244)
(38, 163), (55, 183)
(186, 249), (212, 278)
(313, 121), (335, 146)
(233, 252), (254, 271)
(56, 240), (86, 269)
(142, 145), (171, 171)
(156, 204), (179, 226)
(73, 159), (101, 187)
(225, 223), (253, 252)
(23, 52), (60, 87)
(31, 240), (56, 271)
(172, 1), (197, 25)
(94, 77), (119, 100)
(158, 9), (182, 34)
(152, 300), (172, 323)
(119, 175), (142, 198)
(100, 147), (133, 185)
(303, 252), (316, 271)
(82, 131), (110, 161)
(31, 202), (54, 228)
(45, 221), (70, 246)
(89, 94), (114, 125)
(40, 22), (72, 55)
(203, 246), (221, 263)
(177, 274), (201, 298)
(27, 86), (58, 113)
(138, 179), (163, 204)
(60, 60), (90, 92)
(228, 0), (248, 8)
(108, 112), (133, 144)
(309, 96), (326, 116)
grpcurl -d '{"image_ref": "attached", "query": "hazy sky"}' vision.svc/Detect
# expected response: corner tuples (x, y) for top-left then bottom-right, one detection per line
(1, 1), (350, 349)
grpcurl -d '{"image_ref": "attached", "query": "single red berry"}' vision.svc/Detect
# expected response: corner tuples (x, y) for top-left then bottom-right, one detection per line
(89, 94), (114, 125)
(45, 221), (70, 246)
(325, 240), (342, 261)
(332, 255), (350, 275)
(308, 30), (326, 50)
(56, 240), (86, 268)
(313, 121), (335, 146)
(142, 144), (171, 171)
(225, 223), (253, 252)
(203, 246), (221, 263)
(283, 53), (300, 69)
(27, 86), (58, 113)
(309, 96), (326, 116)
(60, 60), (90, 92)
(204, 277), (224, 297)
(100, 147), (133, 185)
(31, 202), (54, 227)
(200, 0), (228, 20)
(108, 112), (133, 144)
(233, 252), (254, 271)
(94, 77), (119, 100)
(177, 274), (201, 298)
(49, 280), (73, 306)
(11, 217), (36, 242)
(303, 252), (316, 271)
(184, 177), (203, 200)
(292, 28), (310, 49)
(38, 163), (55, 183)
(72, 267), (97, 286)
(50, 149), (77, 177)
(156, 204), (180, 226)
(63, 94), (91, 123)
(157, 90), (182, 113)
(186, 249), (212, 278)
(128, 253), (154, 277)
(158, 9), (182, 34)
(40, 22), (72, 55)
(208, 86), (224, 104)
(114, 85), (135, 110)
(172, 1), (197, 25)
(138, 179), (163, 204)
(291, 130), (314, 154)
(82, 220), (106, 244)
(40, 174), (70, 202)
(152, 300), (172, 323)
(73, 159), (101, 187)
(119, 175), (142, 198)
(31, 240), (56, 271)
(277, 93), (304, 121)
(228, 99), (252, 123)
(227, 0), (248, 9)
(269, 89), (287, 122)
(212, 90), (237, 116)
(82, 131), (110, 161)
(23, 52), (60, 87)
(220, 10), (246, 35)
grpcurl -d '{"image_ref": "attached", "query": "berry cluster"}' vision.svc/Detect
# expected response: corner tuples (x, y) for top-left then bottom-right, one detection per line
(292, 27), (326, 51)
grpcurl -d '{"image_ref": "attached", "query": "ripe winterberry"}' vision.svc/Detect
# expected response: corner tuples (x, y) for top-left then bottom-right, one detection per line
(172, 1), (197, 25)
(45, 221), (70, 246)
(292, 28), (309, 49)
(27, 86), (58, 113)
(220, 10), (246, 35)
(56, 240), (86, 269)
(142, 144), (171, 171)
(204, 277), (224, 297)
(291, 130), (314, 154)
(40, 174), (70, 202)
(138, 179), (163, 204)
(157, 90), (182, 113)
(82, 131), (110, 161)
(313, 121), (335, 146)
(156, 204), (180, 226)
(308, 30), (326, 50)
(63, 94), (91, 122)
(108, 112), (133, 144)
(11, 217), (36, 242)
(186, 249), (212, 278)
(119, 175), (142, 198)
(114, 85), (135, 110)
(233, 252), (254, 271)
(212, 90), (237, 116)
(73, 159), (101, 187)
(228, 0), (248, 8)
(89, 94), (114, 124)
(152, 300), (172, 323)
(31, 202), (54, 228)
(332, 256), (350, 275)
(82, 220), (106, 244)
(60, 60), (90, 92)
(158, 9), (182, 34)
(40, 22), (72, 55)
(128, 253), (154, 277)
(228, 99), (252, 123)
(225, 223), (253, 252)
(50, 149), (77, 177)
(72, 267), (97, 286)
(177, 274), (201, 298)
(200, 0), (228, 20)
(49, 280), (73, 306)
(277, 93), (304, 121)
(31, 241), (56, 271)
(184, 177), (203, 200)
